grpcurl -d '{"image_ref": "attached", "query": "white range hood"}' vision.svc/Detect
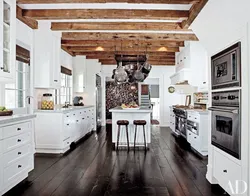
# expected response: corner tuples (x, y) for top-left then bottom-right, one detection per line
(170, 68), (192, 85)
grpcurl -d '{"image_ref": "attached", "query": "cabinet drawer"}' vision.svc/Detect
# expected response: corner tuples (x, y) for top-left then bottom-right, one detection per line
(2, 122), (30, 139)
(213, 150), (241, 194)
(3, 132), (31, 153)
(3, 155), (30, 187)
(3, 144), (31, 168)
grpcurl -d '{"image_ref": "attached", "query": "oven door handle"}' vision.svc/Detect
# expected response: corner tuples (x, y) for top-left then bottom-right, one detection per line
(208, 107), (239, 114)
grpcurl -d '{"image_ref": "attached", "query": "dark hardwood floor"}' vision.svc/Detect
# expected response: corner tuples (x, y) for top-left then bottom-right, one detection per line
(4, 126), (227, 196)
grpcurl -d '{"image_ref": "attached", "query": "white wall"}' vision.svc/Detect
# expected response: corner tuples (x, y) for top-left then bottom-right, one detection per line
(101, 65), (182, 126)
(191, 0), (250, 191)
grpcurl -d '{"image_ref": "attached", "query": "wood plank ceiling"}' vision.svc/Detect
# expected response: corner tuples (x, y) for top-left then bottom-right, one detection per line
(17, 0), (208, 66)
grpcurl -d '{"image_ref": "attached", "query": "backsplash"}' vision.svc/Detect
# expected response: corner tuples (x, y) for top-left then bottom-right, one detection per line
(106, 82), (138, 119)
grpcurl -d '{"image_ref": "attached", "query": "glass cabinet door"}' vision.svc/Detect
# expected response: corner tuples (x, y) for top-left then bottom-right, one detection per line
(2, 0), (11, 73)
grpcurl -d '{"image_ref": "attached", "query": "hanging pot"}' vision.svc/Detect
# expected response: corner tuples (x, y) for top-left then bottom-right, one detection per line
(134, 63), (144, 82)
(114, 62), (128, 83)
(142, 62), (152, 75)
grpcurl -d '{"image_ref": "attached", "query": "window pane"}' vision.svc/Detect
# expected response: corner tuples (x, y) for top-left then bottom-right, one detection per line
(17, 90), (25, 108)
(5, 90), (16, 108)
(61, 96), (66, 104)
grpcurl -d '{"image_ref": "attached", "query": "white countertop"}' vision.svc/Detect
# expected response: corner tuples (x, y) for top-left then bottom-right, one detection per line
(186, 109), (209, 114)
(35, 105), (94, 114)
(0, 114), (36, 125)
(110, 107), (153, 113)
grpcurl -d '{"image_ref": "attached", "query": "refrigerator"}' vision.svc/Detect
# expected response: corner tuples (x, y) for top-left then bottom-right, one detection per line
(96, 74), (102, 128)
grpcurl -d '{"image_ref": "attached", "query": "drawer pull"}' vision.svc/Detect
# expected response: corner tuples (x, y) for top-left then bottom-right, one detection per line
(18, 165), (22, 168)
(82, 118), (85, 120)
(223, 170), (227, 173)
(18, 152), (22, 155)
(17, 139), (21, 142)
(17, 128), (21, 131)
(189, 133), (191, 135)
(76, 120), (79, 122)
(194, 137), (197, 139)
(73, 114), (76, 116)
(54, 80), (58, 82)
(67, 142), (69, 144)
(67, 124), (69, 126)
(67, 116), (69, 117)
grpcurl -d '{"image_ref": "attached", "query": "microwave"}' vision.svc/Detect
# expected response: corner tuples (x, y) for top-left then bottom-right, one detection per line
(211, 42), (241, 90)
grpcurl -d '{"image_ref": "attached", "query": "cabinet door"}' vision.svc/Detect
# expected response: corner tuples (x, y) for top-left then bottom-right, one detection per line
(0, 0), (15, 81)
(52, 35), (61, 88)
(73, 57), (86, 93)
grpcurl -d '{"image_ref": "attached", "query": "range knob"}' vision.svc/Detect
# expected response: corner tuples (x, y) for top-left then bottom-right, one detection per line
(213, 96), (220, 100)
(228, 95), (238, 100)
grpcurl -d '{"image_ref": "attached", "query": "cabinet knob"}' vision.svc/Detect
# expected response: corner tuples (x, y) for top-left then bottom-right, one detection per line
(17, 128), (21, 131)
(0, 67), (4, 70)
(223, 170), (227, 173)
(82, 118), (84, 120)
(189, 133), (191, 135)
(54, 80), (58, 82)
(67, 124), (69, 126)
(194, 137), (197, 139)
(18, 165), (22, 168)
(76, 120), (79, 122)
(73, 114), (76, 116)
(18, 152), (22, 155)
(17, 139), (21, 142)
(67, 116), (69, 117)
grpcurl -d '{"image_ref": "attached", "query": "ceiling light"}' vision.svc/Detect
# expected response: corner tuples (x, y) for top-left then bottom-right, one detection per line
(96, 46), (104, 51)
(158, 47), (168, 52)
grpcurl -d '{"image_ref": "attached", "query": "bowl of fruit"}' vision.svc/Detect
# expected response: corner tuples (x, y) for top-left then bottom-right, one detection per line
(0, 106), (13, 116)
(121, 102), (139, 110)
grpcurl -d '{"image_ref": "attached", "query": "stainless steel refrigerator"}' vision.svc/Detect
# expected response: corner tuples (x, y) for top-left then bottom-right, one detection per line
(96, 74), (102, 128)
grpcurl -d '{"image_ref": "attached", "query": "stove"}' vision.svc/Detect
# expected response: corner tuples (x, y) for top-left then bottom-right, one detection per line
(173, 107), (187, 138)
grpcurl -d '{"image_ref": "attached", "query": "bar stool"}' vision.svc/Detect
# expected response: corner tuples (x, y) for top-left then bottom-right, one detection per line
(133, 120), (147, 150)
(116, 120), (130, 151)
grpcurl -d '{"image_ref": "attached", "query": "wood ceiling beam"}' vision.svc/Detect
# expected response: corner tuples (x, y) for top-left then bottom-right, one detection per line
(51, 22), (190, 31)
(99, 59), (175, 65)
(61, 40), (185, 48)
(181, 0), (208, 28)
(74, 51), (176, 56)
(62, 46), (75, 56)
(86, 55), (175, 60)
(17, 0), (199, 4)
(22, 9), (189, 20)
(66, 46), (180, 52)
(62, 32), (198, 41)
(16, 6), (38, 29)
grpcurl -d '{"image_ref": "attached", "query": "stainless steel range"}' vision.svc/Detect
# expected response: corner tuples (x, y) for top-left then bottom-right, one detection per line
(173, 108), (187, 138)
(209, 90), (241, 159)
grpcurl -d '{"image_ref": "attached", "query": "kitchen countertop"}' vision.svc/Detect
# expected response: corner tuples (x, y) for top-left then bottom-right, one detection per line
(34, 105), (94, 113)
(0, 114), (36, 125)
(110, 107), (152, 113)
(186, 109), (209, 114)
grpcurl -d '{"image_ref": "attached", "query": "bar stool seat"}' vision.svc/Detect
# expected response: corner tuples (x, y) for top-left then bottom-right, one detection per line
(133, 120), (146, 126)
(116, 120), (130, 151)
(117, 120), (129, 126)
(133, 120), (147, 150)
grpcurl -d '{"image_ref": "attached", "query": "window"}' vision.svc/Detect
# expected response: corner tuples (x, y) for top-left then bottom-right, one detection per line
(5, 60), (30, 108)
(55, 73), (73, 105)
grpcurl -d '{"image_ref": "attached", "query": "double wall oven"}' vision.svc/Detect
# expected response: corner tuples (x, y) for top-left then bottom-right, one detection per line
(209, 90), (241, 159)
(210, 42), (241, 160)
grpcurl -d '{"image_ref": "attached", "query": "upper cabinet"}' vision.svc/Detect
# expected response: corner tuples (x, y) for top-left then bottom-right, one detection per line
(0, 0), (15, 82)
(73, 56), (86, 93)
(34, 22), (61, 89)
(171, 42), (208, 89)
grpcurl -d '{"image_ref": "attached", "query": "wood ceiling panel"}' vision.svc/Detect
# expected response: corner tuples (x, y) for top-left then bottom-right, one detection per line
(22, 9), (189, 20)
(66, 46), (180, 52)
(17, 0), (199, 4)
(16, 6), (38, 29)
(61, 40), (185, 47)
(51, 22), (191, 31)
(62, 32), (198, 41)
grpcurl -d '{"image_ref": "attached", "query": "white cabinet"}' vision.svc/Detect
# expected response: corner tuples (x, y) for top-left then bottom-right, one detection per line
(213, 149), (242, 195)
(34, 107), (95, 154)
(169, 107), (176, 133)
(0, 118), (35, 196)
(34, 22), (61, 89)
(171, 42), (208, 88)
(73, 56), (86, 93)
(0, 0), (15, 82)
(186, 111), (208, 156)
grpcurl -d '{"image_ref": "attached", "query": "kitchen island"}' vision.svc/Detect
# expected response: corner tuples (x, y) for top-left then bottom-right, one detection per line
(110, 107), (152, 149)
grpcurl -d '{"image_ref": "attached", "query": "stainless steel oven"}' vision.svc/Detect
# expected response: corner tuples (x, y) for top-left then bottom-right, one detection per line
(211, 42), (241, 90)
(209, 90), (241, 159)
(174, 108), (187, 138)
(187, 120), (199, 135)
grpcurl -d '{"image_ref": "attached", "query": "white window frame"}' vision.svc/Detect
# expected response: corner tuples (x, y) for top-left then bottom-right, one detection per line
(55, 73), (72, 105)
(4, 60), (30, 113)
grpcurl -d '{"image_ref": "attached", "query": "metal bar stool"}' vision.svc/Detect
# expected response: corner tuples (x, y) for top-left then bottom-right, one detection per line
(133, 120), (147, 150)
(116, 120), (130, 151)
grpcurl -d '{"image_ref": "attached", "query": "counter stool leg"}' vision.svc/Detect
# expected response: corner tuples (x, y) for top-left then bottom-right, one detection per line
(143, 125), (147, 151)
(117, 125), (120, 151)
(126, 125), (130, 151)
(134, 125), (137, 150)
